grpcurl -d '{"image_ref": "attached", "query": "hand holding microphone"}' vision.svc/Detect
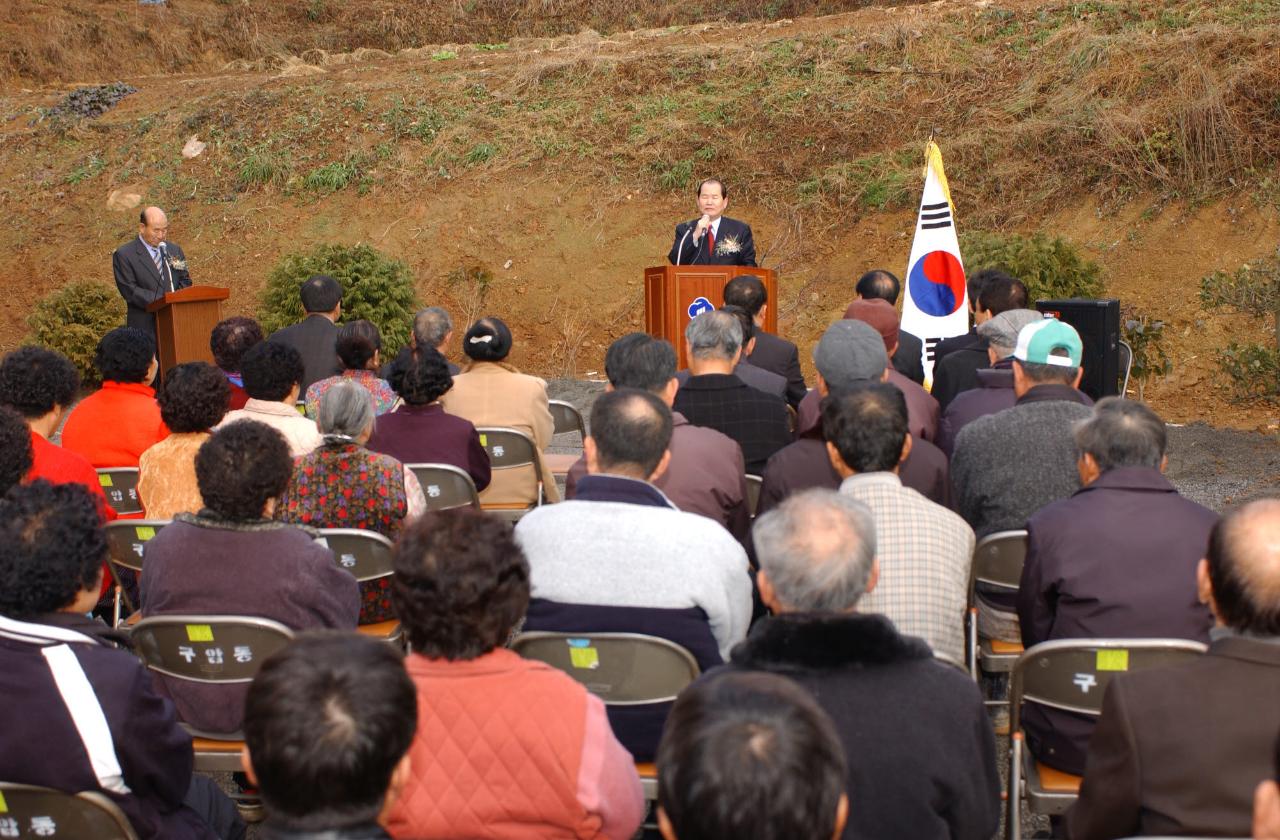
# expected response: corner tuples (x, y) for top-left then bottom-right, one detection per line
(693, 214), (712, 242)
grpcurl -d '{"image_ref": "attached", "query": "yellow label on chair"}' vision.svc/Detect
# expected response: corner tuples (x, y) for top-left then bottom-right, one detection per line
(479, 434), (488, 447)
(136, 526), (157, 541)
(569, 647), (599, 669)
(186, 624), (214, 642)
(1096, 650), (1129, 671)
(99, 474), (114, 487)
(0, 790), (8, 812)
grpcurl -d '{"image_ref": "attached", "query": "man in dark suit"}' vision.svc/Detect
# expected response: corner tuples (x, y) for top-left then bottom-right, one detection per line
(267, 274), (343, 395)
(931, 268), (999, 367)
(112, 206), (192, 337)
(854, 269), (925, 386)
(723, 275), (805, 407)
(1066, 497), (1280, 840)
(931, 270), (1028, 410)
(668, 178), (756, 266)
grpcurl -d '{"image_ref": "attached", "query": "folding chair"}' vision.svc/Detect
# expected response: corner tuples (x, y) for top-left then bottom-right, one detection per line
(315, 528), (403, 646)
(745, 474), (763, 518)
(965, 530), (1028, 691)
(1117, 340), (1133, 396)
(475, 427), (547, 521)
(0, 783), (139, 840)
(96, 468), (143, 517)
(545, 400), (586, 477)
(511, 631), (702, 815)
(1006, 638), (1207, 840)
(130, 615), (295, 772)
(406, 463), (481, 511)
(103, 519), (169, 627)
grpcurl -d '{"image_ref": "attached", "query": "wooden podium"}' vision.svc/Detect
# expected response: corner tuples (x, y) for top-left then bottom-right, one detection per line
(147, 286), (230, 374)
(644, 266), (778, 368)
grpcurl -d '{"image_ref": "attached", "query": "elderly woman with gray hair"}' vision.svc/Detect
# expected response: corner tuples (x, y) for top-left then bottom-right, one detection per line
(277, 380), (426, 622)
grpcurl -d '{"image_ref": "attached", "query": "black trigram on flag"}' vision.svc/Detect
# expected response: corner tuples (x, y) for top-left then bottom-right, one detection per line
(924, 336), (942, 363)
(920, 202), (953, 230)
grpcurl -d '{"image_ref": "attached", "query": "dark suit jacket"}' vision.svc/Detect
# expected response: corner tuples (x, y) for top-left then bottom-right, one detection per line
(676, 362), (785, 401)
(673, 373), (790, 475)
(892, 329), (926, 385)
(268, 315), (341, 395)
(931, 343), (989, 411)
(668, 216), (757, 266)
(1066, 634), (1280, 840)
(933, 326), (979, 364)
(112, 237), (192, 335)
(748, 330), (807, 407)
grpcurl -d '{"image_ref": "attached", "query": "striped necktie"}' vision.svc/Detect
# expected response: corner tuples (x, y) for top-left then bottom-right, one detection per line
(152, 247), (171, 291)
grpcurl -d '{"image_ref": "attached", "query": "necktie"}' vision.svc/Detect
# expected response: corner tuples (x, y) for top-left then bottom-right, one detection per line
(707, 226), (715, 255)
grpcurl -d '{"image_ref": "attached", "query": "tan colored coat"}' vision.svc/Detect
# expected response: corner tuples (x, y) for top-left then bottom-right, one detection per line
(440, 362), (560, 506)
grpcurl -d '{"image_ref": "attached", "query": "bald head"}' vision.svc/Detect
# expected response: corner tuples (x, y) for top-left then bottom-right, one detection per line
(1207, 498), (1280, 636)
(586, 387), (673, 479)
(138, 206), (169, 248)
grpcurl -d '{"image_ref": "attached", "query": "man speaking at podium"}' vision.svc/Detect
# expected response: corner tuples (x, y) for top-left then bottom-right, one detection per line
(668, 178), (757, 267)
(113, 205), (193, 337)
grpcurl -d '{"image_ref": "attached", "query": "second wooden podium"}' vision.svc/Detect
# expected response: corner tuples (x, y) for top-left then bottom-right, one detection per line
(643, 266), (777, 368)
(147, 285), (230, 374)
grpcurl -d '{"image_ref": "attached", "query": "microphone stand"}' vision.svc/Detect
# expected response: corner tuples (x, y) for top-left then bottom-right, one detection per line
(675, 223), (694, 267)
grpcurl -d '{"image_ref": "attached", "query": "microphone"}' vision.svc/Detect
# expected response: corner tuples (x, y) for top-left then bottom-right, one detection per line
(675, 221), (694, 267)
(158, 242), (173, 291)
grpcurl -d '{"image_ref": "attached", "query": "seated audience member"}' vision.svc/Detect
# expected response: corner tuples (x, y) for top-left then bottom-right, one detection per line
(931, 271), (1028, 410)
(1257, 736), (1280, 840)
(843, 298), (940, 442)
(1017, 398), (1217, 776)
(61, 327), (168, 467)
(673, 309), (791, 475)
(0, 346), (114, 518)
(932, 269), (996, 365)
(242, 634), (417, 840)
(367, 347), (490, 492)
(210, 316), (263, 410)
(304, 319), (397, 418)
(855, 268), (924, 385)
(723, 274), (806, 406)
(0, 481), (243, 840)
(759, 320), (950, 516)
(1067, 498), (1280, 840)
(829, 383), (974, 663)
(0, 404), (33, 494)
(138, 362), (231, 519)
(937, 308), (1044, 455)
(219, 340), (322, 457)
(385, 510), (644, 839)
(566, 332), (751, 543)
(278, 381), (426, 623)
(675, 305), (787, 399)
(657, 671), (848, 840)
(722, 489), (998, 839)
(517, 389), (753, 758)
(267, 273), (343, 394)
(383, 306), (461, 377)
(140, 420), (359, 734)
(439, 317), (560, 504)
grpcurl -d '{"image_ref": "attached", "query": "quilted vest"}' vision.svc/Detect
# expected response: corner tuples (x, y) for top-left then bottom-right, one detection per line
(278, 441), (407, 537)
(386, 649), (602, 840)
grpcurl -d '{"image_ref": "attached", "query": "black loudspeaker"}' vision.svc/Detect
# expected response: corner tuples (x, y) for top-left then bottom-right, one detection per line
(1034, 298), (1120, 400)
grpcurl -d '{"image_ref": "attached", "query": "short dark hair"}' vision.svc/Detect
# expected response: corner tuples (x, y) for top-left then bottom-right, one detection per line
(696, 178), (727, 197)
(0, 481), (107, 617)
(967, 267), (1005, 312)
(723, 275), (767, 317)
(388, 347), (452, 405)
(94, 327), (155, 384)
(855, 269), (902, 305)
(822, 383), (909, 473)
(719, 305), (755, 346)
(977, 271), (1029, 316)
(589, 388), (672, 477)
(1014, 358), (1080, 386)
(158, 362), (230, 433)
(0, 346), (80, 419)
(210, 316), (263, 372)
(462, 317), (513, 362)
(300, 275), (343, 313)
(335, 320), (381, 371)
(603, 333), (677, 393)
(243, 341), (305, 402)
(1206, 498), (1280, 637)
(244, 633), (417, 833)
(392, 510), (530, 660)
(195, 420), (293, 521)
(657, 671), (846, 840)
(0, 405), (32, 495)
(1074, 397), (1166, 472)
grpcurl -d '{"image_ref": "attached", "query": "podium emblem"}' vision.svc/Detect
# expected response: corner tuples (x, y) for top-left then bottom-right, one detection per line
(686, 296), (714, 319)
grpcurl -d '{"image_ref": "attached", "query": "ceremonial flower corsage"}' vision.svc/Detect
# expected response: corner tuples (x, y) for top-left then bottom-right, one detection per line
(716, 235), (742, 256)
(166, 256), (187, 271)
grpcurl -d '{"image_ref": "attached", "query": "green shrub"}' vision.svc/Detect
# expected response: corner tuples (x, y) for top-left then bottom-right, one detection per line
(1121, 311), (1172, 400)
(1200, 253), (1280, 401)
(257, 243), (419, 356)
(959, 231), (1105, 301)
(27, 282), (123, 388)
(1217, 342), (1279, 400)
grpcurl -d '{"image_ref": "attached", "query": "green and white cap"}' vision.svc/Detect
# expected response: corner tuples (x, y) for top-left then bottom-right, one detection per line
(1013, 318), (1083, 367)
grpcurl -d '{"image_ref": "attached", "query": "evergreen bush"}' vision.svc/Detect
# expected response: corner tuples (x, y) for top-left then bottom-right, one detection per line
(959, 231), (1105, 302)
(27, 282), (123, 389)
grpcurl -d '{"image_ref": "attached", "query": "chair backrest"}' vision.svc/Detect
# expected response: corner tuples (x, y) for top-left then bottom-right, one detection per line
(475, 427), (545, 505)
(548, 400), (585, 442)
(315, 528), (395, 583)
(104, 520), (169, 576)
(1010, 638), (1207, 733)
(745, 474), (762, 517)
(130, 616), (294, 684)
(969, 529), (1028, 594)
(512, 631), (701, 705)
(406, 463), (481, 511)
(0, 783), (139, 840)
(96, 468), (142, 517)
(1117, 339), (1133, 395)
